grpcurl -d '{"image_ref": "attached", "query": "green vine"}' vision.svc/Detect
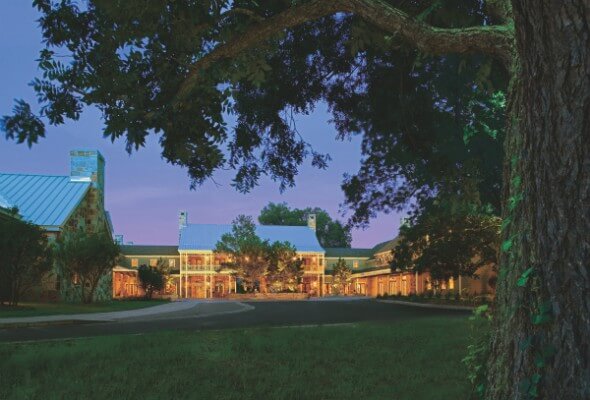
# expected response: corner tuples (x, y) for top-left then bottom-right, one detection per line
(505, 157), (554, 399)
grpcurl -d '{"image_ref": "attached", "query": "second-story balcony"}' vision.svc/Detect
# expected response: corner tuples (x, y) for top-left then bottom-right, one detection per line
(184, 264), (218, 272)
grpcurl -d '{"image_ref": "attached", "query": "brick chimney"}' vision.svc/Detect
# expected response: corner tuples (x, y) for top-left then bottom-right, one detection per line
(179, 210), (188, 230)
(307, 213), (317, 231)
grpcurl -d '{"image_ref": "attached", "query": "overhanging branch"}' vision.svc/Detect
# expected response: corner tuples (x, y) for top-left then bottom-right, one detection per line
(178, 0), (514, 99)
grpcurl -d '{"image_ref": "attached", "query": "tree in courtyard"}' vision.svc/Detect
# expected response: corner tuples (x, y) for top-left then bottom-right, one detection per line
(137, 264), (165, 299)
(3, 1), (589, 398)
(215, 215), (271, 292)
(392, 198), (501, 286)
(258, 202), (351, 248)
(0, 212), (52, 306)
(53, 230), (121, 303)
(266, 241), (304, 292)
(331, 258), (352, 295)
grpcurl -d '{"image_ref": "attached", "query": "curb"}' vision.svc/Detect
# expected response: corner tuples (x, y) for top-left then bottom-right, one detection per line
(377, 299), (475, 311)
(0, 319), (107, 329)
(0, 302), (255, 329)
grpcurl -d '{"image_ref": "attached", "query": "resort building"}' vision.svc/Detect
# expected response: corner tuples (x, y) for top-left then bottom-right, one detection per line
(117, 212), (496, 299)
(0, 150), (113, 300)
(116, 213), (326, 299)
(2, 150), (494, 302)
(325, 238), (496, 298)
(113, 245), (180, 298)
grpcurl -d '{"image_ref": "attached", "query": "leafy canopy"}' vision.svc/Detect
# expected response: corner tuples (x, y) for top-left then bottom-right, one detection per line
(258, 202), (351, 248)
(3, 0), (506, 202)
(0, 214), (53, 306)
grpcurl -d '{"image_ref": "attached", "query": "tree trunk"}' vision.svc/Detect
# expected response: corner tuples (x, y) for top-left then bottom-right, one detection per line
(486, 1), (590, 399)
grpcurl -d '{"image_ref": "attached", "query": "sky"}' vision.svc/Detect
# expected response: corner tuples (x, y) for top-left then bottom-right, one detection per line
(0, 1), (405, 247)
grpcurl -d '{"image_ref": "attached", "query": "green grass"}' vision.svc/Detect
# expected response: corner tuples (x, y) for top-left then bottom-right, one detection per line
(0, 316), (487, 400)
(0, 299), (169, 318)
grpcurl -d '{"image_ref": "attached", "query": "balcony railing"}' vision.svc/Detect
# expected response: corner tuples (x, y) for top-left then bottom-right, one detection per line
(183, 264), (324, 273)
(303, 265), (324, 273)
(184, 264), (218, 272)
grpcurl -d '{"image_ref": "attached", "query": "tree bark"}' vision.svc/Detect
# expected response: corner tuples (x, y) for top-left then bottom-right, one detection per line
(486, 1), (590, 398)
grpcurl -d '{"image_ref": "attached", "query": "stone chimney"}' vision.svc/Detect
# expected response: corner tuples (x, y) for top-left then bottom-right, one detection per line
(70, 150), (105, 207)
(307, 213), (317, 231)
(179, 210), (188, 230)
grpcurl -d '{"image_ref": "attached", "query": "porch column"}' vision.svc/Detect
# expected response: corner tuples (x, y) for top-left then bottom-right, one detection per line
(180, 252), (183, 298)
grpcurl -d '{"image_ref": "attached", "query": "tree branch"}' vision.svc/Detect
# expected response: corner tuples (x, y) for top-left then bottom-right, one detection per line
(177, 0), (515, 99)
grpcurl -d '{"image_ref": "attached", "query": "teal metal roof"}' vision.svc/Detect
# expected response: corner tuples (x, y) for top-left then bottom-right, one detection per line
(324, 247), (373, 258)
(0, 173), (90, 230)
(0, 193), (12, 209)
(179, 224), (324, 253)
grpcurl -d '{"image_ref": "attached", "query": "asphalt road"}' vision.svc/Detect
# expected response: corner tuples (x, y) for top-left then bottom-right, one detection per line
(0, 299), (470, 343)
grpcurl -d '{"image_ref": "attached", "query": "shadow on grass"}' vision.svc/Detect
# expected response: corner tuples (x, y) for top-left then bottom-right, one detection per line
(0, 316), (488, 400)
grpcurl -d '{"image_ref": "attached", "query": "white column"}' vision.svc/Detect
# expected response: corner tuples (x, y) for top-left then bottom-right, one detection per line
(180, 252), (183, 298)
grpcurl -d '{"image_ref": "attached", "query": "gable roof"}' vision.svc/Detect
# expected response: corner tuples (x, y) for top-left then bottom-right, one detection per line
(121, 245), (179, 256)
(0, 173), (90, 231)
(372, 237), (401, 255)
(179, 224), (324, 253)
(324, 247), (373, 258)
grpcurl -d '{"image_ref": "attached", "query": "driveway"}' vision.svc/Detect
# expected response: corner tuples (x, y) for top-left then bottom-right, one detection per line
(0, 299), (470, 343)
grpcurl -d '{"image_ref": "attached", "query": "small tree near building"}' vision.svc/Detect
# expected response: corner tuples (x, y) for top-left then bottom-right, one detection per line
(0, 213), (52, 306)
(267, 241), (303, 292)
(332, 258), (352, 295)
(53, 230), (120, 303)
(215, 215), (271, 293)
(137, 264), (165, 299)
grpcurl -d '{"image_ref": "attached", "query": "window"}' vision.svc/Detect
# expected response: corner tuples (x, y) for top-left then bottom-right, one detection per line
(448, 277), (455, 290)
(353, 260), (359, 269)
(131, 258), (139, 268)
(169, 259), (176, 267)
(149, 259), (158, 267)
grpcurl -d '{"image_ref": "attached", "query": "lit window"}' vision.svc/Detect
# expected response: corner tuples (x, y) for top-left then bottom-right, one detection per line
(131, 258), (139, 267)
(449, 277), (455, 290)
(149, 259), (158, 267)
(353, 261), (359, 269)
(169, 259), (176, 267)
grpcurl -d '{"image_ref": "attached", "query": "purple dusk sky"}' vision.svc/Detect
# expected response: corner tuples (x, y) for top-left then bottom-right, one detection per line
(0, 1), (406, 248)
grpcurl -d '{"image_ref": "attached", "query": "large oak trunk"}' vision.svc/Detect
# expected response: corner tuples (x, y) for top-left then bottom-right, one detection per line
(486, 1), (590, 399)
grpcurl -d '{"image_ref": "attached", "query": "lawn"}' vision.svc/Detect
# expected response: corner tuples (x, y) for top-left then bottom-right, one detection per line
(0, 299), (169, 318)
(0, 316), (487, 400)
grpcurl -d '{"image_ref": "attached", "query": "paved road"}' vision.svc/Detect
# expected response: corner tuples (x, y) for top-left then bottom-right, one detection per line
(0, 299), (469, 343)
